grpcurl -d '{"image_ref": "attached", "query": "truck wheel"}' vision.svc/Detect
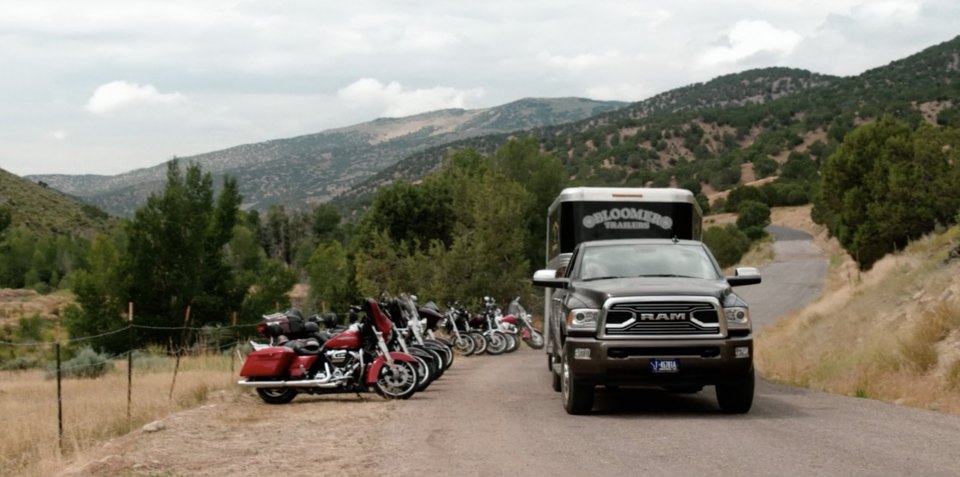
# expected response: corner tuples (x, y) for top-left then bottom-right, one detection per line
(561, 353), (593, 415)
(551, 356), (562, 392)
(716, 369), (754, 414)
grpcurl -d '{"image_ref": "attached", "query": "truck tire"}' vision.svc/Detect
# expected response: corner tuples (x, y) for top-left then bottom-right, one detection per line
(551, 356), (562, 392)
(561, 352), (594, 415)
(716, 369), (755, 414)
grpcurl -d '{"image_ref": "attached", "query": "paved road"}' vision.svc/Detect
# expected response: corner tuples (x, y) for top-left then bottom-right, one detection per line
(376, 230), (960, 476)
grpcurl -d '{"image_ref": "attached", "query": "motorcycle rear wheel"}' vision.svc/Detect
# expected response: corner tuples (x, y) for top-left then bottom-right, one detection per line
(256, 387), (298, 405)
(374, 361), (418, 400)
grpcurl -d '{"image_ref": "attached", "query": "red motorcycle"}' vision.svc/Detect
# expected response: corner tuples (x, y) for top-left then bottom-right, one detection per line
(238, 298), (420, 404)
(502, 297), (544, 349)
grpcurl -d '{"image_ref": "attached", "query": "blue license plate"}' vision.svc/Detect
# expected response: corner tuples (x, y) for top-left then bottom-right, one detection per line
(650, 359), (679, 373)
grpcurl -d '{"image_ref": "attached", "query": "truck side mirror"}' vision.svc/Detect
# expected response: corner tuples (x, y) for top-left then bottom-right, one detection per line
(726, 267), (761, 287)
(533, 269), (569, 289)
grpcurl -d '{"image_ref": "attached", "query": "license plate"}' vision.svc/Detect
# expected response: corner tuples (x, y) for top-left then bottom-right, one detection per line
(650, 359), (679, 373)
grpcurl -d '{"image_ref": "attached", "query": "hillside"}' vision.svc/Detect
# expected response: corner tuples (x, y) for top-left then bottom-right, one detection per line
(0, 168), (112, 237)
(29, 98), (625, 216)
(337, 35), (960, 208)
(757, 207), (960, 415)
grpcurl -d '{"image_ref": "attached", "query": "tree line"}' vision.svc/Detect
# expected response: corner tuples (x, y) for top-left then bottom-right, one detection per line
(6, 114), (960, 355)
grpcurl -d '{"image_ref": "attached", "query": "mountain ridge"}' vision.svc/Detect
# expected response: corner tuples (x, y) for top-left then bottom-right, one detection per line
(29, 97), (626, 215)
(336, 35), (960, 209)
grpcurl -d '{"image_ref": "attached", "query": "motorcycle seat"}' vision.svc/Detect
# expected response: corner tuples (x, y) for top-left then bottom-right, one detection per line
(283, 338), (322, 356)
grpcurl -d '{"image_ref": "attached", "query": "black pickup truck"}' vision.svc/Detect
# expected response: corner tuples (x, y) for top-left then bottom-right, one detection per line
(533, 238), (761, 415)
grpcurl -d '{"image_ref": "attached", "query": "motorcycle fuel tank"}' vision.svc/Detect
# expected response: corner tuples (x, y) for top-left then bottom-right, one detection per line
(324, 329), (361, 349)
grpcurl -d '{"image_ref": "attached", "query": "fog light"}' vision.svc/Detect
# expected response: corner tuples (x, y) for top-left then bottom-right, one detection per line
(574, 348), (591, 360)
(735, 346), (750, 359)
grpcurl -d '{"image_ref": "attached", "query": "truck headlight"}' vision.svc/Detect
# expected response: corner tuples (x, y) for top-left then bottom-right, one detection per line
(566, 308), (599, 330)
(724, 306), (750, 324)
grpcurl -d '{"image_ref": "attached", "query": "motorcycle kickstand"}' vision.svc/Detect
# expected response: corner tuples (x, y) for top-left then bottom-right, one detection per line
(356, 392), (365, 401)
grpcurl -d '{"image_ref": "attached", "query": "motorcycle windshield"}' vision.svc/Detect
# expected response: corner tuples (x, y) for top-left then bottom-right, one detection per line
(364, 298), (394, 336)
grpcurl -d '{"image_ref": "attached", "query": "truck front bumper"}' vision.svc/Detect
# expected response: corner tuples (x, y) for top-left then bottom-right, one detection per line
(563, 336), (753, 387)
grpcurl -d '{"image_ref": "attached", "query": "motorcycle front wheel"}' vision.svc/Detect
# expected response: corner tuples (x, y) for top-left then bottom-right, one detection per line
(524, 330), (545, 350)
(485, 331), (508, 355)
(453, 334), (475, 356)
(374, 361), (419, 400)
(470, 332), (487, 355)
(256, 387), (298, 405)
(503, 332), (520, 353)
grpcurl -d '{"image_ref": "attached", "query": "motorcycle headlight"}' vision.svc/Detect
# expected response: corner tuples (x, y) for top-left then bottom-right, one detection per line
(566, 308), (600, 330)
(724, 306), (750, 325)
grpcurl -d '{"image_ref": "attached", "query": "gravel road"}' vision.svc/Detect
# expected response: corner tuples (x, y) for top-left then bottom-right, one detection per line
(376, 229), (960, 477)
(61, 228), (960, 477)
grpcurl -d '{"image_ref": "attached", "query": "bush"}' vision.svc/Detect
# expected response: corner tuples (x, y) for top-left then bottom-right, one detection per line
(46, 346), (114, 379)
(0, 356), (45, 371)
(736, 200), (771, 231)
(742, 226), (768, 241)
(703, 224), (751, 268)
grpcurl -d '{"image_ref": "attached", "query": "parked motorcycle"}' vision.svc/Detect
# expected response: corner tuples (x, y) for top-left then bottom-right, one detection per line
(400, 294), (455, 371)
(472, 297), (510, 355)
(503, 297), (544, 349)
(238, 298), (420, 403)
(439, 303), (476, 356)
(382, 295), (444, 391)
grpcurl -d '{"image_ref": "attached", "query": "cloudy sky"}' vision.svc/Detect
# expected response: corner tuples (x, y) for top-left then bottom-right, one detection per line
(1, 0), (957, 176)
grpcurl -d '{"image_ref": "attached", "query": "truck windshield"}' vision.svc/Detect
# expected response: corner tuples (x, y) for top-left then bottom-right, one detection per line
(579, 243), (719, 281)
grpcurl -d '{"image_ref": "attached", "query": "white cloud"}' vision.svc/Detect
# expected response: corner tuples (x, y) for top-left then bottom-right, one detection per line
(396, 26), (458, 51)
(46, 130), (67, 140)
(538, 50), (631, 72)
(336, 78), (484, 117)
(85, 81), (187, 114)
(698, 19), (803, 67)
(625, 7), (672, 27)
(586, 83), (652, 102)
(856, 1), (920, 21)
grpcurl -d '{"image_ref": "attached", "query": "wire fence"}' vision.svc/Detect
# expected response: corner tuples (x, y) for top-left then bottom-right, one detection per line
(0, 304), (259, 474)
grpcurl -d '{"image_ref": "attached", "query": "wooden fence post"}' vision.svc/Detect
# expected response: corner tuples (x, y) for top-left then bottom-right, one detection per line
(127, 302), (134, 431)
(230, 311), (237, 374)
(169, 305), (191, 400)
(55, 316), (63, 455)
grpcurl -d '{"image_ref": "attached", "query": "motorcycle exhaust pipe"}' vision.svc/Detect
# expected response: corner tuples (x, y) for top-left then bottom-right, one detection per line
(237, 378), (342, 389)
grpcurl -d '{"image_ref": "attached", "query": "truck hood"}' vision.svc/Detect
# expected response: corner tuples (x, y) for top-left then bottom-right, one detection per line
(568, 277), (731, 308)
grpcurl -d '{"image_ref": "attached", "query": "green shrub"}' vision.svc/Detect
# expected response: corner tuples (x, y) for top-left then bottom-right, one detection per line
(46, 346), (114, 379)
(703, 224), (751, 268)
(0, 356), (45, 371)
(742, 226), (768, 241)
(736, 200), (771, 231)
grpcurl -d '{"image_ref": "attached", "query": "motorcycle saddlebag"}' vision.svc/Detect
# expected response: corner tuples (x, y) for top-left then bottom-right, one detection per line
(240, 346), (297, 377)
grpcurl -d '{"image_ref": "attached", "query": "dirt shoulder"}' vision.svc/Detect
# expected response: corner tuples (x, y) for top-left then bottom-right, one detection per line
(57, 390), (396, 477)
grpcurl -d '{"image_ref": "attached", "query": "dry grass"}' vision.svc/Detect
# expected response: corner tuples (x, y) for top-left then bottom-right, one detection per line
(0, 353), (241, 476)
(0, 289), (75, 325)
(757, 222), (960, 415)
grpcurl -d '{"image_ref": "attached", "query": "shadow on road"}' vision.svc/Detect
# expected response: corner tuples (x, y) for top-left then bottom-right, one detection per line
(589, 381), (809, 419)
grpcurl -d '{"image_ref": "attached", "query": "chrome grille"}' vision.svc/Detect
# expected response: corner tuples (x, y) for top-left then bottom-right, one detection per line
(603, 301), (721, 337)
